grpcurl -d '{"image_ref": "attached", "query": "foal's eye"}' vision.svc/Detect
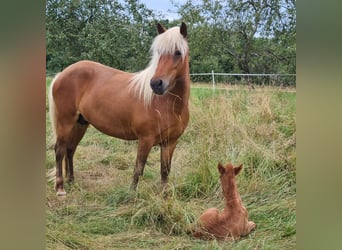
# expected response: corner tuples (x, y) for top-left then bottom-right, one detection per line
(174, 50), (182, 57)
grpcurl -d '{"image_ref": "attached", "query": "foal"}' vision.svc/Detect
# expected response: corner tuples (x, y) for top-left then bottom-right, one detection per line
(193, 163), (256, 240)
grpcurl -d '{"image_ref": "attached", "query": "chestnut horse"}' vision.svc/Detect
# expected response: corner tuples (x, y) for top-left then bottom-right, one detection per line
(193, 163), (256, 240)
(48, 22), (190, 196)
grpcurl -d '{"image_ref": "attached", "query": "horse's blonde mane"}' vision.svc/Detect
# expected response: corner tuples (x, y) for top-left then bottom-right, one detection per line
(129, 26), (189, 106)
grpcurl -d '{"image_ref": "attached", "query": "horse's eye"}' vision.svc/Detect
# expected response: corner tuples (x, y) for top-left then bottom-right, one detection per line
(174, 50), (182, 57)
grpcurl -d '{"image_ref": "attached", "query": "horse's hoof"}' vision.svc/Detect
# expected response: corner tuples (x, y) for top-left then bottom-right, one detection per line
(56, 190), (67, 196)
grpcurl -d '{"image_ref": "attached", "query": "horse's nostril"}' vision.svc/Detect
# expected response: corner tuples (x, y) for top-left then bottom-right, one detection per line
(150, 79), (165, 95)
(151, 79), (163, 88)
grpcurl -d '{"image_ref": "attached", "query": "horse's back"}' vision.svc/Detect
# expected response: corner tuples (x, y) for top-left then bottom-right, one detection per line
(52, 60), (129, 103)
(58, 60), (122, 86)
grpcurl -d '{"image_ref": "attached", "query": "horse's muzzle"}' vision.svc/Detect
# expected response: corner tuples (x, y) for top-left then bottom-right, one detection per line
(150, 79), (166, 95)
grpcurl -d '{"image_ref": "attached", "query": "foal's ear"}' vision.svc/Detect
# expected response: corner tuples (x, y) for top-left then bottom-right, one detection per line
(218, 163), (225, 175)
(234, 164), (243, 176)
(180, 22), (187, 38)
(157, 23), (166, 34)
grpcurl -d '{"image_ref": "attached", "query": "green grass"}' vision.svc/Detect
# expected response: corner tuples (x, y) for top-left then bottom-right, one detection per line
(46, 80), (296, 249)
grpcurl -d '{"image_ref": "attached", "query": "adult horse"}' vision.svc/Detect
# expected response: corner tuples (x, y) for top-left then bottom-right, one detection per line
(49, 22), (190, 196)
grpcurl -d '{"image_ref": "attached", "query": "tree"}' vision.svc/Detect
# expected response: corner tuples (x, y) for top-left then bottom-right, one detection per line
(175, 0), (296, 77)
(46, 0), (296, 85)
(46, 0), (159, 73)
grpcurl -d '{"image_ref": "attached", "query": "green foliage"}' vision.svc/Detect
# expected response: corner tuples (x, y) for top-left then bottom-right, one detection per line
(179, 0), (296, 79)
(46, 0), (158, 73)
(46, 0), (296, 85)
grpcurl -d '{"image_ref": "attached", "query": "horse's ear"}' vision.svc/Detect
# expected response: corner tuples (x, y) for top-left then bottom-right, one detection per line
(180, 22), (187, 38)
(234, 164), (243, 176)
(218, 163), (225, 175)
(157, 23), (166, 34)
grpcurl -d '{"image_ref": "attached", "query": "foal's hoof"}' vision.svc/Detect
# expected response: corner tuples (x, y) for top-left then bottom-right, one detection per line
(248, 221), (256, 231)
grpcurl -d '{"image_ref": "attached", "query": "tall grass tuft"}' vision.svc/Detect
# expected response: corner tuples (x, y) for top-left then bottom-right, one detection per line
(130, 184), (196, 235)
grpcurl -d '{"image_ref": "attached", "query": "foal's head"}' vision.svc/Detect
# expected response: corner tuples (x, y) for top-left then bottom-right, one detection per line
(150, 22), (188, 95)
(218, 163), (243, 195)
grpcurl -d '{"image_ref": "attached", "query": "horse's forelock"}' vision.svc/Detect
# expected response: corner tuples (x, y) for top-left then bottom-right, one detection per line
(151, 27), (188, 59)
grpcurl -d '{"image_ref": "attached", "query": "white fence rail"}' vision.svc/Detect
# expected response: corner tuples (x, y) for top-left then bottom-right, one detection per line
(190, 71), (296, 87)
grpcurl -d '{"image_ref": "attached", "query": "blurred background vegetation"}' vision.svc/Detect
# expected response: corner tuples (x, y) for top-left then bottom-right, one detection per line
(46, 0), (296, 85)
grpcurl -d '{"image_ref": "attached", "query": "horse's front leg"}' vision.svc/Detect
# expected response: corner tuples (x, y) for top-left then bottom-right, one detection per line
(160, 141), (177, 187)
(131, 138), (154, 190)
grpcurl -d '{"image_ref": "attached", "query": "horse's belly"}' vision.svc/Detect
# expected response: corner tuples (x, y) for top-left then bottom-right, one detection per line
(88, 117), (138, 140)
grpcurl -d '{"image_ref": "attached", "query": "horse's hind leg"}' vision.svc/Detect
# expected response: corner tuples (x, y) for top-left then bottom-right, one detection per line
(54, 135), (69, 196)
(66, 122), (89, 183)
(54, 117), (79, 195)
(55, 114), (88, 196)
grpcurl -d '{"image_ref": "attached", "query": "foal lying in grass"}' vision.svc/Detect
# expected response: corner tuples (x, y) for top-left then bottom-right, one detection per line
(193, 163), (256, 240)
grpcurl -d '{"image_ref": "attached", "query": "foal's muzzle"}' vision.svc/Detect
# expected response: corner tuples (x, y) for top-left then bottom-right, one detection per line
(150, 79), (166, 95)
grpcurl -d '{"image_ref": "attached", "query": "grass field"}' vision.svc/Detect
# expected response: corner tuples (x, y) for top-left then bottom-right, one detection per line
(46, 78), (296, 249)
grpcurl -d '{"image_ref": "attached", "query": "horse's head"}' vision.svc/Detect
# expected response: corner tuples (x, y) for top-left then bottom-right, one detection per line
(218, 163), (243, 194)
(150, 22), (188, 95)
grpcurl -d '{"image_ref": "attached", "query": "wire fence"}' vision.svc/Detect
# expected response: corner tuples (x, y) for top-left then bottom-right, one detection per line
(190, 71), (296, 87)
(47, 70), (296, 87)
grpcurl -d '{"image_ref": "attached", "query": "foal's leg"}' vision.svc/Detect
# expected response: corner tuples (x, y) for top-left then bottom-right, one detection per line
(65, 123), (89, 183)
(160, 141), (177, 187)
(131, 138), (154, 190)
(199, 208), (219, 228)
(246, 221), (256, 233)
(194, 208), (220, 239)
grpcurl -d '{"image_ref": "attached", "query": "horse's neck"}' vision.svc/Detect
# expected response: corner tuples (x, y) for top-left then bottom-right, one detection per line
(173, 78), (190, 102)
(175, 56), (190, 99)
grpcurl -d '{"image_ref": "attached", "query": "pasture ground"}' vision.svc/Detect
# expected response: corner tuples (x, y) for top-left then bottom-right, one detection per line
(46, 78), (296, 249)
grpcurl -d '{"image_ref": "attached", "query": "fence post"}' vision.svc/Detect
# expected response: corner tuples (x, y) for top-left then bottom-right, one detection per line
(212, 70), (215, 89)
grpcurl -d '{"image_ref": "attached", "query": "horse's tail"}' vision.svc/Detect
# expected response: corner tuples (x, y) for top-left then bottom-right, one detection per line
(48, 73), (59, 142)
(47, 73), (63, 182)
